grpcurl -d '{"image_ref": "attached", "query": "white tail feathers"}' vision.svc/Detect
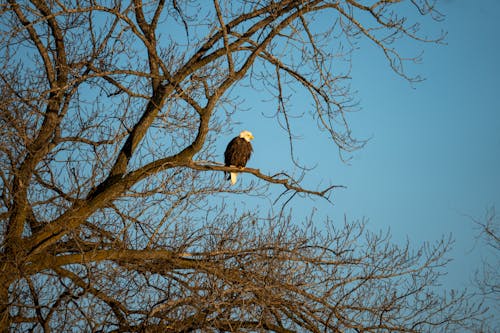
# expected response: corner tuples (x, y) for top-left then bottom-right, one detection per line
(230, 172), (238, 185)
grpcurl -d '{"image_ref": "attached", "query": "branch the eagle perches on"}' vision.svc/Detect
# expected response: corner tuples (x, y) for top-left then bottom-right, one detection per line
(181, 161), (345, 202)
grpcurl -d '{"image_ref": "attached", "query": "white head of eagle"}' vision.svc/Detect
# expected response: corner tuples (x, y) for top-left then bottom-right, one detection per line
(224, 130), (254, 185)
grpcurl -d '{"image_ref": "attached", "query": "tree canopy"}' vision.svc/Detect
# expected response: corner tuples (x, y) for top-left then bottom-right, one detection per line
(0, 0), (488, 331)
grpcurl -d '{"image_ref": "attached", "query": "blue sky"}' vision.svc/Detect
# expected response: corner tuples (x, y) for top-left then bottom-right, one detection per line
(219, 0), (499, 300)
(339, 0), (500, 290)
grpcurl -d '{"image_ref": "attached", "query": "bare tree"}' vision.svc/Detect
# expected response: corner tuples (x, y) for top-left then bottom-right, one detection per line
(0, 0), (486, 331)
(473, 207), (499, 292)
(471, 206), (499, 331)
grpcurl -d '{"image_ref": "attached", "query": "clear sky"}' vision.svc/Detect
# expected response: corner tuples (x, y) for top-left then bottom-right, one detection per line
(220, 0), (499, 308)
(332, 0), (500, 288)
(342, 0), (500, 290)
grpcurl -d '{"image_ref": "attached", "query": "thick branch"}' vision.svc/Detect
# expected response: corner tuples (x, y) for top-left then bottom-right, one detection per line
(128, 160), (344, 200)
(213, 0), (234, 73)
(5, 0), (69, 249)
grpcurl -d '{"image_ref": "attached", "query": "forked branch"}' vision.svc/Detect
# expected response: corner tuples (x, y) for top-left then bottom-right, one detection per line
(184, 161), (345, 200)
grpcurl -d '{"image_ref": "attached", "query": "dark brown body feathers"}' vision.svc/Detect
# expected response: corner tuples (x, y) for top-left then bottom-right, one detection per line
(224, 136), (253, 179)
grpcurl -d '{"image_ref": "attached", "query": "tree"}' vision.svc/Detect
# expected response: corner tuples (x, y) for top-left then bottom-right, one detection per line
(472, 207), (499, 296)
(0, 0), (485, 331)
(471, 206), (499, 331)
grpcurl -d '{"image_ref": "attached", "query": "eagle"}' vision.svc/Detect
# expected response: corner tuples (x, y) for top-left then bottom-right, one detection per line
(224, 130), (254, 185)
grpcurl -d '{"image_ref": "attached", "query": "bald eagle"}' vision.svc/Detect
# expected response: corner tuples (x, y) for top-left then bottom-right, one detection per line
(224, 130), (254, 185)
